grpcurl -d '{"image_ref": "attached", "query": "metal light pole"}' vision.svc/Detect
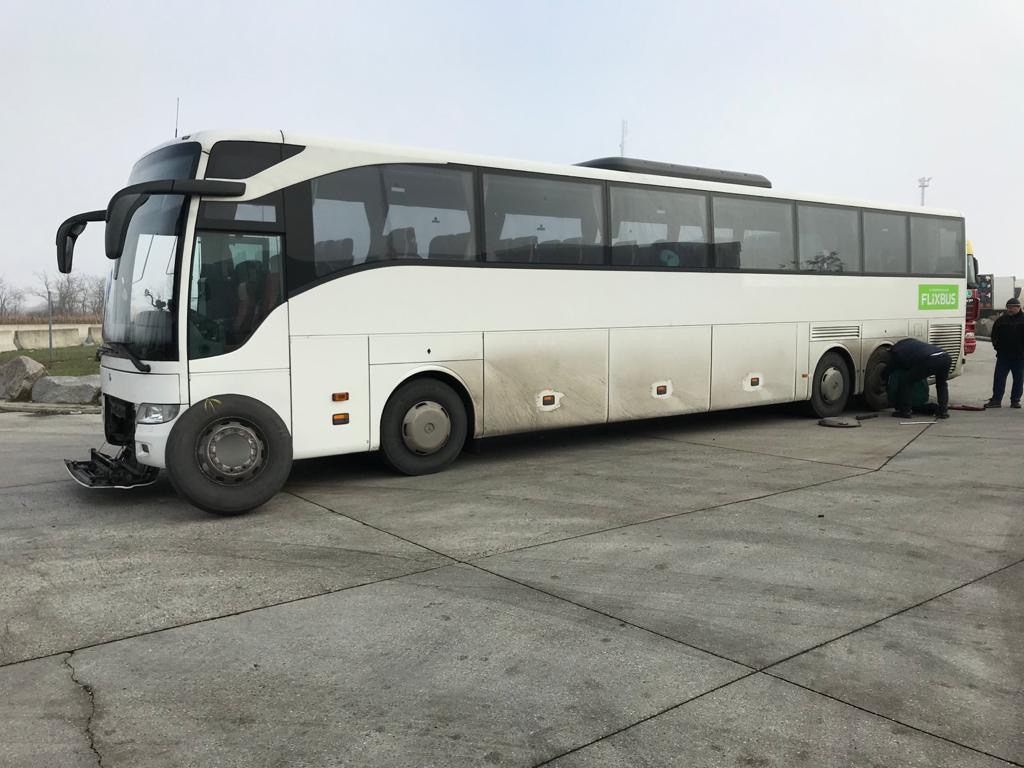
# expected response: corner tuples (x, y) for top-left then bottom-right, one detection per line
(918, 176), (932, 206)
(47, 289), (54, 364)
(620, 120), (628, 157)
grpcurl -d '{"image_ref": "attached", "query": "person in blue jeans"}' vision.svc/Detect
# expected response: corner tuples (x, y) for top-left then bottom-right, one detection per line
(985, 297), (1024, 409)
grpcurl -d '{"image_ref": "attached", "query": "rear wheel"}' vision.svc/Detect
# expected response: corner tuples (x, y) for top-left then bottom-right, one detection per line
(166, 395), (292, 515)
(380, 378), (467, 476)
(862, 347), (892, 411)
(809, 351), (851, 418)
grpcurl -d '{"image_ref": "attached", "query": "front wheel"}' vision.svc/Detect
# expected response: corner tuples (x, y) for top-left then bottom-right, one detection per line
(165, 395), (292, 515)
(809, 351), (851, 418)
(380, 378), (468, 476)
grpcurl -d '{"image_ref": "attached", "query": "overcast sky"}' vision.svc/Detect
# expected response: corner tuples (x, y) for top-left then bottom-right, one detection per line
(2, 0), (1021, 294)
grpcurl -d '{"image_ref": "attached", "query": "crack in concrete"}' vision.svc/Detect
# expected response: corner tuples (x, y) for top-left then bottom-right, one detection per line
(61, 652), (103, 768)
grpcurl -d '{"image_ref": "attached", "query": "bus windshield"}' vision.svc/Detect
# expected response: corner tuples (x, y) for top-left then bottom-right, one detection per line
(103, 143), (200, 361)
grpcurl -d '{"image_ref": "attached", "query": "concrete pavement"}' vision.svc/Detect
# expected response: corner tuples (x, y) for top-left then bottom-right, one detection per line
(0, 341), (1020, 767)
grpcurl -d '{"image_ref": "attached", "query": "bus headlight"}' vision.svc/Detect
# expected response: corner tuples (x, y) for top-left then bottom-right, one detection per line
(136, 403), (180, 424)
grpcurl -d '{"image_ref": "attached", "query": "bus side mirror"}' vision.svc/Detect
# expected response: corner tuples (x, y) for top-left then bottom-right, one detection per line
(55, 210), (106, 274)
(105, 193), (150, 260)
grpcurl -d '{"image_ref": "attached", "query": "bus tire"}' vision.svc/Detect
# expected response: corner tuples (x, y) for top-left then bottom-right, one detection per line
(380, 378), (467, 476)
(165, 395), (292, 516)
(862, 347), (892, 411)
(809, 351), (851, 418)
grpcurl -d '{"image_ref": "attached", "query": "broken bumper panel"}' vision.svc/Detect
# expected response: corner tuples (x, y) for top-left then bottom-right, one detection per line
(65, 447), (160, 489)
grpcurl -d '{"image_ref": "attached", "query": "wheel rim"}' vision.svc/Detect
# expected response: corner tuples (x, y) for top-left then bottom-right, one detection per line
(196, 418), (266, 485)
(820, 366), (845, 404)
(867, 362), (888, 400)
(401, 400), (451, 455)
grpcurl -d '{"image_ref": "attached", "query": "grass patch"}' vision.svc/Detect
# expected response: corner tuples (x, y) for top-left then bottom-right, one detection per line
(0, 346), (100, 376)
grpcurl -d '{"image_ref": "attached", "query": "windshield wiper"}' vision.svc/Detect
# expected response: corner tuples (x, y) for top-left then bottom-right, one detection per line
(97, 342), (151, 373)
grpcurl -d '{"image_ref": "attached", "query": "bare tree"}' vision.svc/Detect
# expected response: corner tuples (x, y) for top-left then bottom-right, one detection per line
(84, 274), (107, 316)
(0, 277), (26, 319)
(32, 271), (87, 317)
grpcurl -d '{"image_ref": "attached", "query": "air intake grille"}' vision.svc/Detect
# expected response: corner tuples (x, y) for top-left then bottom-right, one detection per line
(929, 324), (962, 374)
(810, 325), (861, 341)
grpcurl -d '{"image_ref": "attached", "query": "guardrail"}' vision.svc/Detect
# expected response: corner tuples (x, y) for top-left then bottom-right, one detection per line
(14, 328), (82, 350)
(0, 324), (100, 352)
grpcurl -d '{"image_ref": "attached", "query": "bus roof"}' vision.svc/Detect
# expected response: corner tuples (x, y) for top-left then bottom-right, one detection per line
(146, 129), (964, 219)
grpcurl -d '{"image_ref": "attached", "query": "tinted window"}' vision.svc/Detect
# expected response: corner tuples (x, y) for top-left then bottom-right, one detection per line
(199, 193), (281, 226)
(864, 212), (907, 273)
(188, 231), (284, 359)
(911, 216), (963, 276)
(128, 142), (201, 184)
(484, 174), (603, 265)
(206, 141), (303, 179)
(798, 205), (860, 273)
(611, 186), (709, 268)
(308, 165), (476, 280)
(713, 197), (795, 270)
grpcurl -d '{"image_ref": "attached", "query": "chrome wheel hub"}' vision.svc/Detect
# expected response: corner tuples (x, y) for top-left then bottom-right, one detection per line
(820, 367), (845, 404)
(401, 400), (451, 455)
(197, 420), (265, 484)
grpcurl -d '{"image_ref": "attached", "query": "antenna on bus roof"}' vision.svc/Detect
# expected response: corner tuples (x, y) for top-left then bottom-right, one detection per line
(174, 97), (180, 139)
(577, 157), (772, 188)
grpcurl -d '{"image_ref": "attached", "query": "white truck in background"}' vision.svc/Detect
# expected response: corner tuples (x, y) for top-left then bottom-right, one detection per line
(992, 275), (1019, 308)
(978, 273), (1019, 317)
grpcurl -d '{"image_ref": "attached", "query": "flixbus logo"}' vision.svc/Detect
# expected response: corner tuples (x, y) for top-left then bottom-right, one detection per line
(917, 284), (959, 311)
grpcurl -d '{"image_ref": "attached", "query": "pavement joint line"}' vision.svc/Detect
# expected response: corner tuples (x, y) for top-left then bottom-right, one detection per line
(288, 480), (671, 518)
(287, 490), (761, 670)
(876, 463), (1024, 491)
(468, 561), (757, 671)
(929, 433), (1023, 441)
(0, 562), (452, 672)
(757, 556), (1024, 676)
(762, 673), (1023, 767)
(62, 652), (104, 768)
(643, 432), (880, 471)
(465, 469), (876, 560)
(877, 420), (933, 471)
(530, 669), (763, 768)
(293, 466), (873, 567)
(296, 449), (1024, 764)
(0, 478), (77, 491)
(286, 490), (477, 564)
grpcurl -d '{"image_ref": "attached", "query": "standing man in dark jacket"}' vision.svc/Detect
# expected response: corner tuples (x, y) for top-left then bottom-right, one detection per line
(888, 338), (952, 419)
(985, 296), (1024, 408)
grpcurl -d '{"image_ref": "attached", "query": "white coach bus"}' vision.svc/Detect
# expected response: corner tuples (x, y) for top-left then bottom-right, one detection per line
(57, 131), (968, 514)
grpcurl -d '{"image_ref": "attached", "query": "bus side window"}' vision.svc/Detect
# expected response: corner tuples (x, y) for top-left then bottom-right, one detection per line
(798, 205), (860, 273)
(712, 197), (795, 271)
(484, 173), (603, 265)
(864, 212), (908, 274)
(610, 185), (709, 269)
(380, 166), (476, 263)
(910, 216), (964, 276)
(189, 231), (284, 360)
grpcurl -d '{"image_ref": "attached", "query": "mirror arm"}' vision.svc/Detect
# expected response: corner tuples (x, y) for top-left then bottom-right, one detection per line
(55, 210), (106, 274)
(106, 179), (246, 211)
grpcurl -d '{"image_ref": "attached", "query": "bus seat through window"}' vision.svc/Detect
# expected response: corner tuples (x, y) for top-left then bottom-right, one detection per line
(427, 232), (473, 260)
(533, 239), (564, 264)
(386, 227), (419, 259)
(231, 260), (267, 343)
(314, 238), (354, 276)
(198, 241), (235, 324)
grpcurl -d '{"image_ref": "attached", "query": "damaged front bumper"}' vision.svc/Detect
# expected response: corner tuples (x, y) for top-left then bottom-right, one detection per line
(65, 446), (160, 489)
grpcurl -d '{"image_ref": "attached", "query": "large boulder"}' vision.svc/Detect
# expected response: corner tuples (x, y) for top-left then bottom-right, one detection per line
(31, 375), (101, 405)
(0, 356), (47, 401)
